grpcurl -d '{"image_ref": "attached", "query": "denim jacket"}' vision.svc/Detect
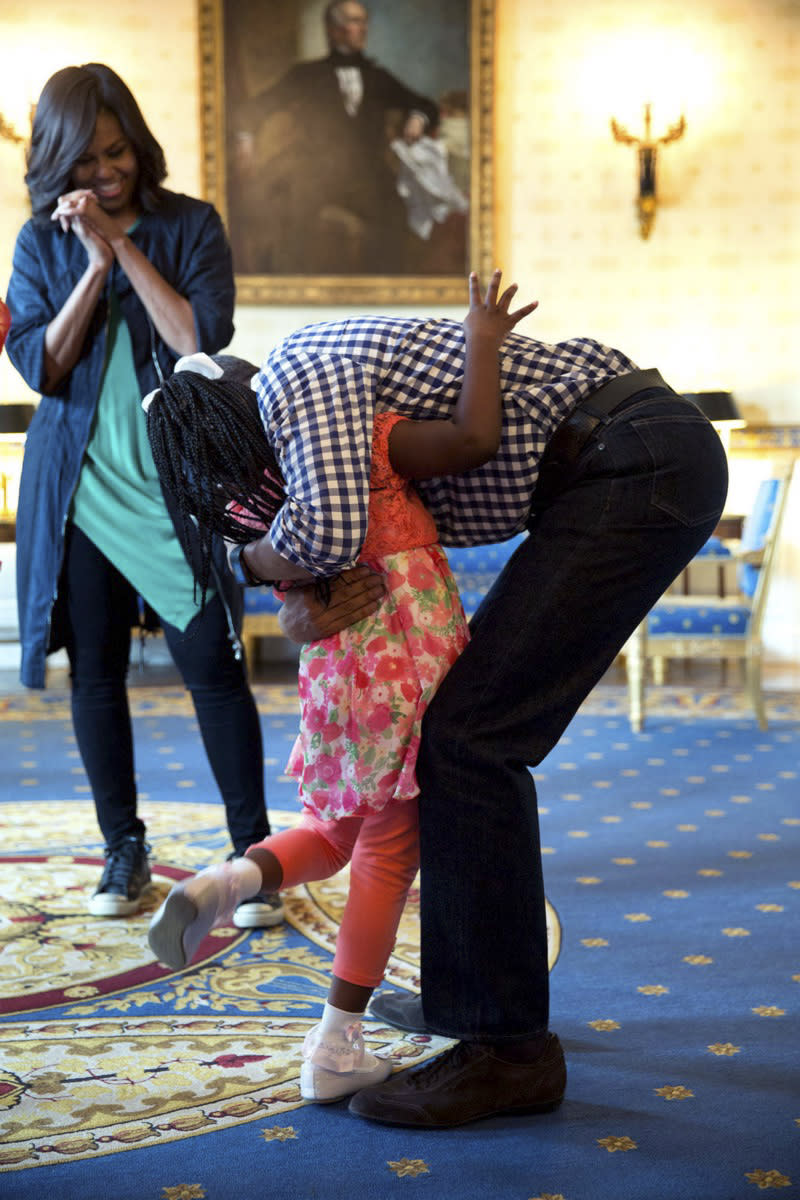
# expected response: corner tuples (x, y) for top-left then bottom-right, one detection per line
(6, 190), (243, 687)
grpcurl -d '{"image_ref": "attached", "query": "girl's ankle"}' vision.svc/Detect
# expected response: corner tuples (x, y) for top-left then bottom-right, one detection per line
(303, 1020), (369, 1073)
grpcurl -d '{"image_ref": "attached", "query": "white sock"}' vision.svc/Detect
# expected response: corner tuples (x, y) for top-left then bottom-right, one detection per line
(305, 1003), (378, 1073)
(319, 1001), (365, 1035)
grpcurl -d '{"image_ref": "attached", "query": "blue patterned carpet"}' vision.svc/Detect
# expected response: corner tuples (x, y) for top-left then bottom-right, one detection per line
(0, 683), (798, 1200)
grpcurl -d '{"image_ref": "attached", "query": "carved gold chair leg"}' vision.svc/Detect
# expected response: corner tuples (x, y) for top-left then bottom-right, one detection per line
(744, 652), (767, 730)
(242, 633), (256, 668)
(626, 621), (646, 733)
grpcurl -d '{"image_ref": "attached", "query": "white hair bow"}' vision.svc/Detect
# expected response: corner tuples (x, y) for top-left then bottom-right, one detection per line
(141, 352), (225, 412)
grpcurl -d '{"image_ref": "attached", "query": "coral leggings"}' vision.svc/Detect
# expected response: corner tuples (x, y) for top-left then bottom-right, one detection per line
(248, 799), (419, 989)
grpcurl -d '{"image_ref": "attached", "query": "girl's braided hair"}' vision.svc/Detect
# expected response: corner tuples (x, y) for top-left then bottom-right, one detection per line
(145, 366), (286, 605)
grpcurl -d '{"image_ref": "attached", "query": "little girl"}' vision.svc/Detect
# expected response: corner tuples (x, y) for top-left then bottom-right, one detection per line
(145, 271), (536, 1103)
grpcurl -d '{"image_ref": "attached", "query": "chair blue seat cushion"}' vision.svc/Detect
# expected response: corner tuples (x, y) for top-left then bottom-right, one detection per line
(443, 533), (528, 614)
(648, 600), (752, 637)
(243, 587), (282, 616)
(694, 535), (731, 558)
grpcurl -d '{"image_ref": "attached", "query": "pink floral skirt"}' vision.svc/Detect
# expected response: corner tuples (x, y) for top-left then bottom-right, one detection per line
(286, 544), (469, 820)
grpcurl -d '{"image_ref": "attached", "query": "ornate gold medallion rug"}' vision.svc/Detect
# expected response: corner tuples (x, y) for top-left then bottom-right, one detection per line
(0, 802), (560, 1171)
(0, 683), (797, 1200)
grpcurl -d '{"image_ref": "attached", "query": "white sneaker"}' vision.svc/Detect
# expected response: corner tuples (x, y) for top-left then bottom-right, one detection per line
(300, 1053), (393, 1102)
(233, 890), (285, 928)
(88, 837), (151, 917)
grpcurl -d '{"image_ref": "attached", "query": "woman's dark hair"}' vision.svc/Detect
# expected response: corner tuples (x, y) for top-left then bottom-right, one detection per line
(146, 368), (287, 605)
(25, 63), (167, 221)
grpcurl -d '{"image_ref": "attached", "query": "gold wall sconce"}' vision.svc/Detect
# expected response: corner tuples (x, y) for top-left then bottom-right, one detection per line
(611, 103), (686, 239)
(0, 114), (26, 145)
(0, 100), (35, 146)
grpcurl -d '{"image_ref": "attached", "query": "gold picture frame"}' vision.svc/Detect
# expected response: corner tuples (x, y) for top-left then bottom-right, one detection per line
(198, 0), (495, 304)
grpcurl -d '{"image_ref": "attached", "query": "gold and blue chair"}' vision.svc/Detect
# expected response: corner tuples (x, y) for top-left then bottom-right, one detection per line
(624, 466), (794, 731)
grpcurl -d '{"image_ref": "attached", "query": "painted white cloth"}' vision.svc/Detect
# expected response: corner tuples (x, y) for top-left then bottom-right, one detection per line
(391, 135), (468, 239)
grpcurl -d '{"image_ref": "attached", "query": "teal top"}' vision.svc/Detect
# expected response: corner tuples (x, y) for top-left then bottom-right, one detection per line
(70, 290), (209, 631)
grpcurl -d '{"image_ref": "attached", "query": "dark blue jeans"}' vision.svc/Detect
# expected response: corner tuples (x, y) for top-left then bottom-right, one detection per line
(61, 523), (269, 854)
(415, 391), (729, 1042)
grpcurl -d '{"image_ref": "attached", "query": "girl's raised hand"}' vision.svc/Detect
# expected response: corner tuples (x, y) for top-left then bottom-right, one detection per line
(462, 269), (538, 351)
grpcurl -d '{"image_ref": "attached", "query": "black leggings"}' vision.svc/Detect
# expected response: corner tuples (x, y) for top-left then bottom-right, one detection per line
(61, 523), (269, 853)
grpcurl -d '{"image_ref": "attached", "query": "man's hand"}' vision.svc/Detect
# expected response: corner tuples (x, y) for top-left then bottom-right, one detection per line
(278, 566), (385, 644)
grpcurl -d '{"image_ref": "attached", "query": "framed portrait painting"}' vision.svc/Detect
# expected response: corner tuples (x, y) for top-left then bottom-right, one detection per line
(198, 0), (495, 304)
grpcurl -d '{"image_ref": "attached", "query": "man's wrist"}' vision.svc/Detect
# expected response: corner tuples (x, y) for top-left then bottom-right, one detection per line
(228, 541), (270, 587)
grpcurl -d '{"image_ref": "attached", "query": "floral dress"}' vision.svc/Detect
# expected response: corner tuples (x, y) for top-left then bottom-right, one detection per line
(285, 411), (470, 820)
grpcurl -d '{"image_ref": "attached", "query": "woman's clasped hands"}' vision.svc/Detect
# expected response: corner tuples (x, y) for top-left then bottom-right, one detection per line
(51, 189), (120, 266)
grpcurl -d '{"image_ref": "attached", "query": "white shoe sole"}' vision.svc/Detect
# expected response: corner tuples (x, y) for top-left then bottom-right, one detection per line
(88, 888), (149, 917)
(300, 1055), (393, 1103)
(232, 903), (285, 929)
(147, 886), (211, 969)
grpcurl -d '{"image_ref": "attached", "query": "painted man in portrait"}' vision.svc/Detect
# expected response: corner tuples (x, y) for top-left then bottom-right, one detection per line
(230, 0), (448, 275)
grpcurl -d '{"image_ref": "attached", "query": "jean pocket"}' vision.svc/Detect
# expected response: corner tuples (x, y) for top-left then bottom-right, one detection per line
(630, 412), (728, 527)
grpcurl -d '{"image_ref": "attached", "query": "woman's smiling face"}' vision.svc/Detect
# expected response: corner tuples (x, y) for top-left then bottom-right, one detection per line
(71, 108), (140, 221)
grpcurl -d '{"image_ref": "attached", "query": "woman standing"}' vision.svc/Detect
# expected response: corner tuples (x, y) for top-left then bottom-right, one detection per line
(5, 63), (282, 928)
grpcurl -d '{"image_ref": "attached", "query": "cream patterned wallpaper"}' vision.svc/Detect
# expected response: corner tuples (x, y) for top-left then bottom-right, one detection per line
(0, 0), (798, 667)
(494, 0), (800, 422)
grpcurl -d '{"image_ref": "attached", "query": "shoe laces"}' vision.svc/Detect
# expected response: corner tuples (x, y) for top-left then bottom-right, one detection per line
(404, 1040), (476, 1089)
(100, 837), (148, 889)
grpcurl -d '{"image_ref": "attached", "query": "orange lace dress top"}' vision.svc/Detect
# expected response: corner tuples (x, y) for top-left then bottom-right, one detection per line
(359, 411), (438, 560)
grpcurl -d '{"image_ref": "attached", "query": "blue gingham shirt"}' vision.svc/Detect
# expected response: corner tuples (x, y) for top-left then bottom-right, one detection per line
(254, 316), (638, 574)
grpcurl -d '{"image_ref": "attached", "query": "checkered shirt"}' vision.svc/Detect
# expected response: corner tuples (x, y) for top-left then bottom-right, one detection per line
(254, 316), (638, 573)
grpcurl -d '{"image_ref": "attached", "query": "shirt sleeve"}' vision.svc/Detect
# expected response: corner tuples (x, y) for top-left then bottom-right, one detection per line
(5, 222), (53, 395)
(177, 204), (235, 354)
(255, 349), (376, 575)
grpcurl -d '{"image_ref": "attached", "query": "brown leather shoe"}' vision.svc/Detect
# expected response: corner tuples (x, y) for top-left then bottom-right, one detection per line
(348, 1034), (566, 1128)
